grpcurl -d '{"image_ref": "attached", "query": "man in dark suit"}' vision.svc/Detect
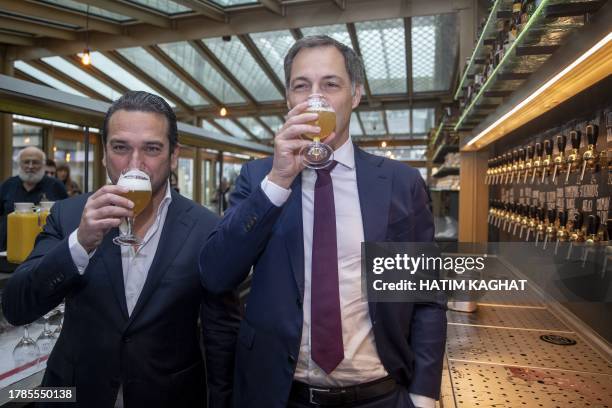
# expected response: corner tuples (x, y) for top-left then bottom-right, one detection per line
(2, 91), (239, 408)
(200, 36), (446, 408)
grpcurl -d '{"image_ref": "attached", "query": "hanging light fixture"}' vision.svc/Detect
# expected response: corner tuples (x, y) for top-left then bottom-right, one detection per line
(81, 5), (91, 66)
(219, 81), (228, 117)
(381, 141), (387, 148)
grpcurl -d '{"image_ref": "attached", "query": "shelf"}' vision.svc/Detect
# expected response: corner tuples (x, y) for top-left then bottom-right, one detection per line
(432, 143), (459, 164)
(454, 0), (603, 131)
(432, 166), (460, 178)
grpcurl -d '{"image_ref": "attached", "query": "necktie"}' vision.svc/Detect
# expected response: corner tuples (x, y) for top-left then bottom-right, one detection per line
(311, 161), (344, 374)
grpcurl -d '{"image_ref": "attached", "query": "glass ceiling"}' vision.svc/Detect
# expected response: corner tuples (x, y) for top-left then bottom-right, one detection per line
(364, 147), (427, 161)
(237, 117), (273, 140)
(41, 56), (123, 101)
(14, 61), (87, 97)
(259, 116), (283, 134)
(127, 0), (190, 15)
(202, 37), (283, 102)
(214, 118), (251, 140)
(355, 19), (406, 94)
(301, 24), (352, 48)
(89, 52), (176, 107)
(210, 0), (258, 6)
(385, 109), (410, 134)
(159, 42), (245, 104)
(412, 108), (435, 134)
(39, 0), (131, 22)
(412, 13), (458, 92)
(358, 111), (386, 135)
(118, 47), (209, 106)
(250, 30), (295, 86)
(349, 112), (363, 136)
(202, 119), (227, 135)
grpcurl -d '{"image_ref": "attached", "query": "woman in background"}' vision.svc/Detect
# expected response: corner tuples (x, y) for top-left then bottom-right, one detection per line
(56, 163), (81, 197)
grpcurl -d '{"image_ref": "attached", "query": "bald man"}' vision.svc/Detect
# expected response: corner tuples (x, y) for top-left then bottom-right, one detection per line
(0, 146), (67, 251)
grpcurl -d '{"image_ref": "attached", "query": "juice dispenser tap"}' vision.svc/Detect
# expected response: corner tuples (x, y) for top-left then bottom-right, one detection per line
(542, 208), (557, 250)
(552, 134), (566, 183)
(541, 139), (553, 183)
(565, 130), (582, 184)
(580, 124), (599, 182)
(531, 142), (544, 183)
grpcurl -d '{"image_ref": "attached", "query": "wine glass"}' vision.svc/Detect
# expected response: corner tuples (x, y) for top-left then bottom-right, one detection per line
(13, 324), (40, 367)
(53, 303), (65, 337)
(36, 313), (57, 358)
(113, 168), (152, 246)
(299, 94), (336, 169)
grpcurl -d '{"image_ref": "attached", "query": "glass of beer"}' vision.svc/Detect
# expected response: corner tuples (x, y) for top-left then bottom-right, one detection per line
(113, 168), (152, 246)
(299, 94), (336, 169)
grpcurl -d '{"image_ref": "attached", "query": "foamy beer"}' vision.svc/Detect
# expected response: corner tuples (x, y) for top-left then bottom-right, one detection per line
(300, 94), (336, 169)
(113, 169), (151, 246)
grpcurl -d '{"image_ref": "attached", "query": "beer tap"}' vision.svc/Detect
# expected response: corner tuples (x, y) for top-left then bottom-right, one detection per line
(488, 200), (496, 224)
(566, 211), (585, 259)
(502, 202), (513, 231)
(531, 142), (544, 183)
(517, 204), (529, 237)
(495, 155), (504, 185)
(581, 215), (601, 266)
(525, 205), (537, 242)
(534, 207), (546, 246)
(541, 139), (553, 183)
(565, 130), (581, 184)
(508, 151), (518, 184)
(579, 124), (599, 182)
(497, 202), (508, 229)
(542, 208), (557, 249)
(507, 202), (518, 233)
(552, 134), (566, 183)
(601, 219), (612, 277)
(517, 148), (526, 184)
(554, 210), (569, 255)
(524, 144), (535, 184)
(485, 159), (493, 185)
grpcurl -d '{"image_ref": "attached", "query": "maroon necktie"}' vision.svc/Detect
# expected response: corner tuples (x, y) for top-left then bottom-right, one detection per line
(311, 161), (344, 374)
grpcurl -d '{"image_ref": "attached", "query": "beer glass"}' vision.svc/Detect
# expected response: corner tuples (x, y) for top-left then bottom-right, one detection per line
(299, 94), (336, 169)
(113, 168), (152, 246)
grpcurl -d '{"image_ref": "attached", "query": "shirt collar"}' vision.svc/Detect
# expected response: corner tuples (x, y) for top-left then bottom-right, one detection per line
(333, 136), (355, 170)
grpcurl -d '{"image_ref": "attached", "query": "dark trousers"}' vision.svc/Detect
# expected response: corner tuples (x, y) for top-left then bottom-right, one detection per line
(287, 386), (415, 408)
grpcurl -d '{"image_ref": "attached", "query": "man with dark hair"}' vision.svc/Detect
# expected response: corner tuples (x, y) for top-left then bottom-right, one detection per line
(0, 147), (67, 251)
(3, 91), (240, 408)
(45, 159), (57, 177)
(201, 36), (446, 407)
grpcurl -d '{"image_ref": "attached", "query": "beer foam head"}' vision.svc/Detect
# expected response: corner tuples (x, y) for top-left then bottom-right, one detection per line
(117, 169), (151, 190)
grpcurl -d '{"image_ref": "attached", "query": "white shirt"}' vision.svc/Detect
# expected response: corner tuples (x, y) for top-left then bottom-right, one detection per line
(69, 182), (173, 315)
(261, 138), (435, 408)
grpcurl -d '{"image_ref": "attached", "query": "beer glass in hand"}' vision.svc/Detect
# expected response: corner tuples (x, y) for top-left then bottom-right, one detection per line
(299, 94), (336, 169)
(113, 168), (151, 246)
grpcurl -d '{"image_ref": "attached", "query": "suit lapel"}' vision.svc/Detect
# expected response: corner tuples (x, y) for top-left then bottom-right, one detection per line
(126, 192), (195, 328)
(355, 145), (392, 319)
(283, 175), (305, 299)
(101, 228), (129, 321)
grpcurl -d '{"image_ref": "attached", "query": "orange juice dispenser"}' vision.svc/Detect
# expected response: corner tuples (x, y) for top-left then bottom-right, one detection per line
(39, 201), (55, 230)
(7, 203), (40, 264)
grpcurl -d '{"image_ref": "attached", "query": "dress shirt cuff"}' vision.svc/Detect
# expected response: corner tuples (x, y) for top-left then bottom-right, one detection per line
(260, 176), (291, 207)
(68, 229), (95, 275)
(409, 393), (435, 408)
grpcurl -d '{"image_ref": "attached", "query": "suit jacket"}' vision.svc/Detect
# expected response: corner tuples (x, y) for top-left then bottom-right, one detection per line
(2, 190), (240, 408)
(200, 145), (447, 407)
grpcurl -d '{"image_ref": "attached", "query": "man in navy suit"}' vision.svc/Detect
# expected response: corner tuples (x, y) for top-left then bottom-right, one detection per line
(2, 92), (239, 408)
(200, 36), (446, 407)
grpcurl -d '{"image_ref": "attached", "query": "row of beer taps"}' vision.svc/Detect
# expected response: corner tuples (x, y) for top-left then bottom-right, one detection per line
(488, 201), (611, 269)
(485, 124), (609, 185)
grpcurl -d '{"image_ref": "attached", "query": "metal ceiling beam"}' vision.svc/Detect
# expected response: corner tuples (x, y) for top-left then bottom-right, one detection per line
(332, 0), (346, 10)
(63, 55), (129, 95)
(144, 45), (221, 107)
(205, 118), (231, 136)
(103, 50), (193, 113)
(238, 34), (286, 95)
(260, 0), (283, 16)
(346, 22), (377, 106)
(355, 112), (366, 136)
(15, 0), (465, 60)
(14, 69), (46, 86)
(0, 32), (34, 46)
(255, 116), (275, 137)
(170, 0), (226, 22)
(188, 40), (257, 106)
(381, 110), (390, 135)
(231, 118), (261, 143)
(0, 0), (122, 34)
(28, 59), (110, 102)
(71, 0), (171, 28)
(0, 16), (77, 40)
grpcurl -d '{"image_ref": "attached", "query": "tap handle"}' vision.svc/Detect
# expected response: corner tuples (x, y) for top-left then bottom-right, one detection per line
(529, 205), (536, 218)
(556, 134), (566, 153)
(512, 149), (519, 163)
(585, 124), (598, 147)
(527, 144), (535, 159)
(547, 208), (556, 223)
(519, 148), (526, 161)
(538, 207), (545, 221)
(559, 210), (568, 227)
(535, 142), (543, 157)
(570, 130), (581, 150)
(586, 214), (600, 236)
(544, 139), (553, 155)
(573, 211), (584, 230)
(607, 219), (612, 241)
